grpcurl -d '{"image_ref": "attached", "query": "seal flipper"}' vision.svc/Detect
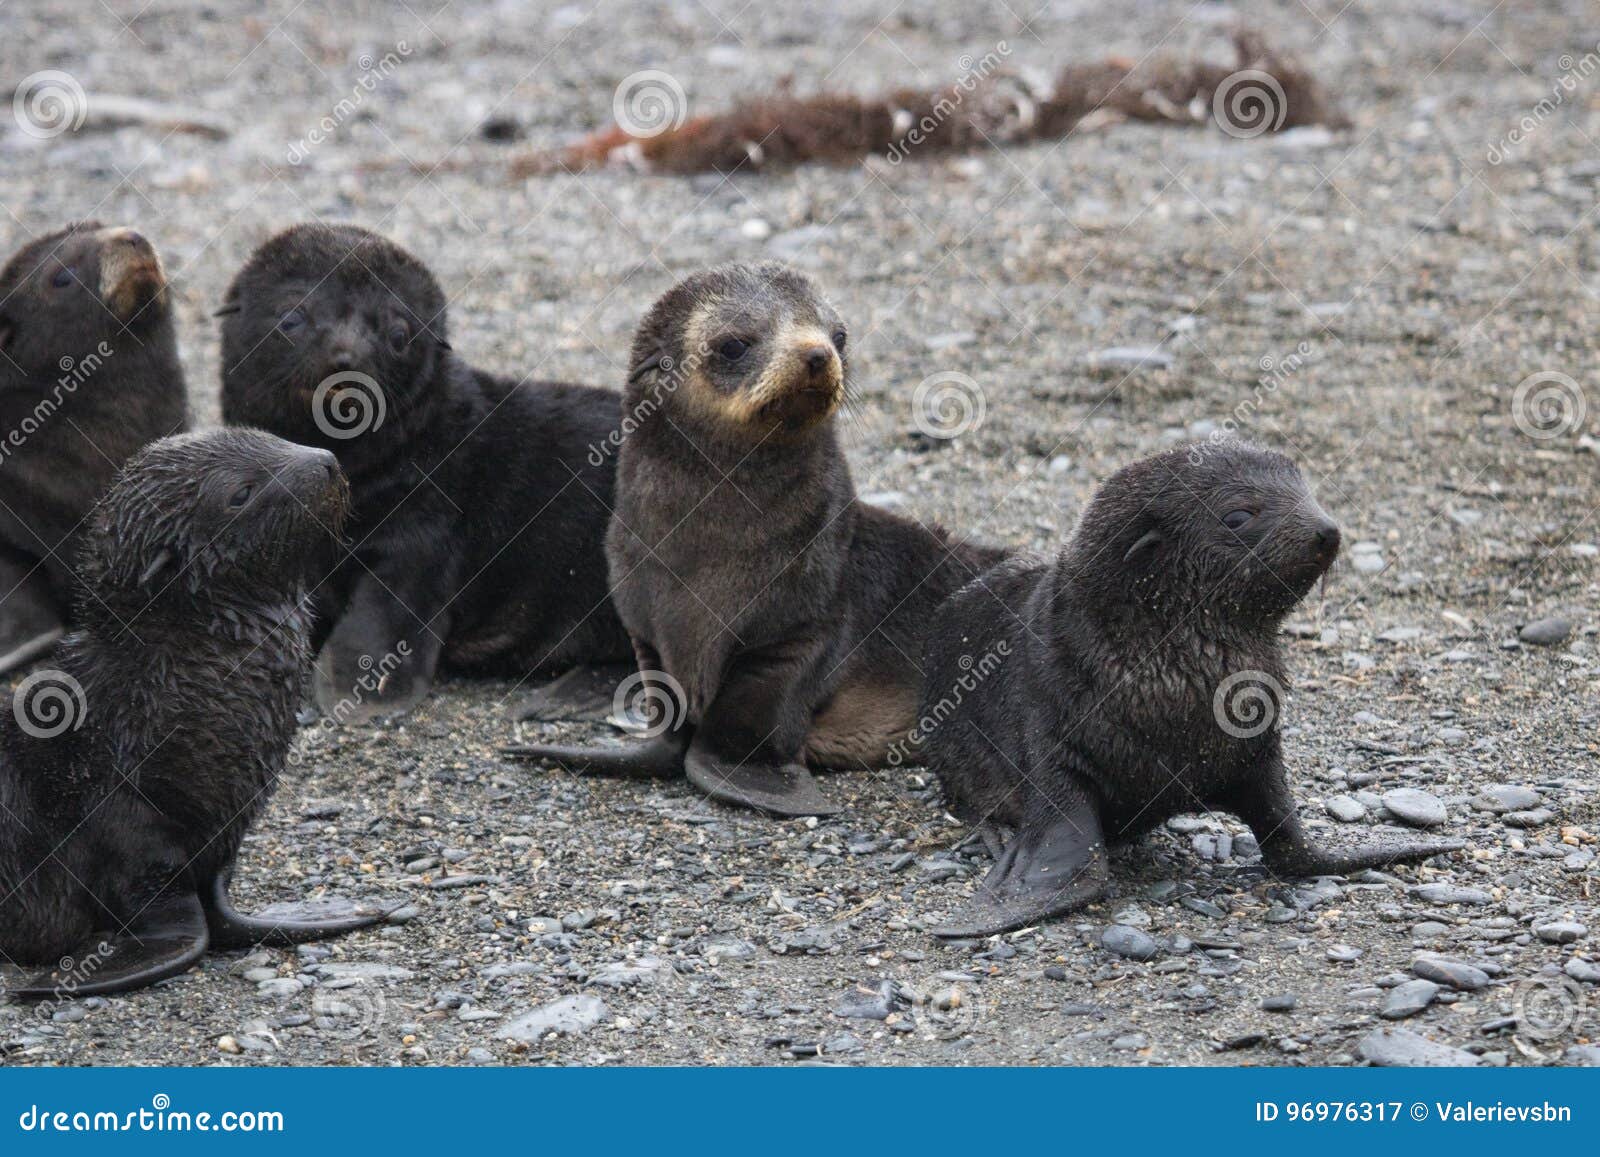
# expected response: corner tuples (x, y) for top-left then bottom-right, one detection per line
(10, 891), (209, 999)
(684, 747), (839, 817)
(202, 869), (389, 950)
(932, 792), (1108, 938)
(501, 730), (688, 779)
(510, 663), (636, 723)
(1229, 749), (1464, 876)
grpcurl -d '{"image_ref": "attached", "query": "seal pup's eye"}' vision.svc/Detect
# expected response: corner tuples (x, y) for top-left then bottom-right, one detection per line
(228, 483), (256, 509)
(51, 267), (74, 289)
(717, 338), (749, 362)
(831, 329), (847, 352)
(1221, 509), (1255, 531)
(278, 308), (306, 333)
(387, 320), (412, 353)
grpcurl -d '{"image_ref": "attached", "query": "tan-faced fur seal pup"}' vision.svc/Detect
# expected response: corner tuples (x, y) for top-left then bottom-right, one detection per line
(218, 223), (629, 722)
(504, 263), (1007, 816)
(0, 429), (389, 998)
(919, 442), (1463, 937)
(0, 222), (190, 675)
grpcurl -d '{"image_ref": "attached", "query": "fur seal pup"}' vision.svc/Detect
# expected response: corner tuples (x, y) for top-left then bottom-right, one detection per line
(0, 222), (190, 673)
(919, 442), (1463, 937)
(0, 429), (387, 998)
(505, 263), (1007, 816)
(218, 223), (629, 721)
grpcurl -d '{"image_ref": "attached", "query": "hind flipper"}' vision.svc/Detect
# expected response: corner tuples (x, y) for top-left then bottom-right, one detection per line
(1229, 745), (1464, 877)
(510, 663), (636, 723)
(202, 869), (390, 950)
(684, 748), (839, 817)
(931, 793), (1107, 938)
(9, 891), (209, 999)
(502, 731), (687, 779)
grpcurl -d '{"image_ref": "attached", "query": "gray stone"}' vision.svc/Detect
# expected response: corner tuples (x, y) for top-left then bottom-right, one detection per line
(1261, 993), (1298, 1012)
(495, 995), (610, 1041)
(309, 962), (415, 982)
(1381, 979), (1440, 1019)
(1565, 1045), (1600, 1067)
(1412, 958), (1490, 991)
(588, 957), (667, 988)
(1358, 1027), (1481, 1067)
(1565, 958), (1600, 984)
(1326, 944), (1364, 962)
(1382, 788), (1447, 828)
(1471, 785), (1541, 813)
(1101, 924), (1161, 961)
(1326, 795), (1366, 823)
(1534, 921), (1587, 944)
(1411, 883), (1491, 905)
(702, 935), (758, 963)
(1086, 346), (1172, 371)
(1518, 617), (1572, 646)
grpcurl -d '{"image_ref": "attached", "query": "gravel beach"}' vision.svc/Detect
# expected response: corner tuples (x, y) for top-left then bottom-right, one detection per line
(0, 0), (1596, 1067)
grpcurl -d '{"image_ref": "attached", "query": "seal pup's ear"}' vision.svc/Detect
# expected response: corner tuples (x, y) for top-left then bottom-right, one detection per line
(137, 546), (178, 587)
(1123, 528), (1163, 564)
(212, 304), (240, 317)
(628, 349), (669, 386)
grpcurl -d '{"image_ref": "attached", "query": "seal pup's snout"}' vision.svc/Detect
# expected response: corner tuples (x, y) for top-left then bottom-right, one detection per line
(94, 225), (166, 321)
(750, 330), (843, 428)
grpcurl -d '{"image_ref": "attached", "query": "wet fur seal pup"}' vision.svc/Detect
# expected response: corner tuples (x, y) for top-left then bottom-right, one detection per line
(505, 263), (1007, 816)
(0, 429), (387, 998)
(919, 442), (1463, 937)
(0, 222), (190, 674)
(218, 223), (629, 721)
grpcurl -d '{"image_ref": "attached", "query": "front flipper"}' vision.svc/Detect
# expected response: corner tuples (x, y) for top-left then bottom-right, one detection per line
(510, 663), (636, 723)
(9, 891), (209, 999)
(501, 731), (687, 779)
(932, 795), (1108, 938)
(202, 870), (389, 951)
(1229, 740), (1464, 877)
(684, 747), (839, 818)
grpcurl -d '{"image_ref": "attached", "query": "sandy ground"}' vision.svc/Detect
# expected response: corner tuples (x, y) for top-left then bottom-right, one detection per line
(0, 0), (1596, 1066)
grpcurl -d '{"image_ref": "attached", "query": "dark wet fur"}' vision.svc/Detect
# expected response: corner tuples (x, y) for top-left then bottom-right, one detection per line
(0, 222), (189, 656)
(218, 223), (628, 718)
(0, 429), (382, 996)
(508, 263), (1006, 815)
(920, 441), (1461, 937)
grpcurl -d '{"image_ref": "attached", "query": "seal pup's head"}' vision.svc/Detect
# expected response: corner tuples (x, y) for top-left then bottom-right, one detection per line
(628, 262), (849, 442)
(1062, 441), (1340, 630)
(218, 223), (449, 450)
(0, 221), (170, 380)
(79, 428), (349, 615)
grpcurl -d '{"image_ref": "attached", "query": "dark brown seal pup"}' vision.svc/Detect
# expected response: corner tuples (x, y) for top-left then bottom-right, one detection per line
(0, 222), (190, 674)
(218, 223), (629, 721)
(919, 441), (1463, 937)
(0, 429), (387, 998)
(504, 262), (1007, 816)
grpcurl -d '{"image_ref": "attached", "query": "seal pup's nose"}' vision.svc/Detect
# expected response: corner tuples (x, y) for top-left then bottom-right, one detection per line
(803, 346), (833, 378)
